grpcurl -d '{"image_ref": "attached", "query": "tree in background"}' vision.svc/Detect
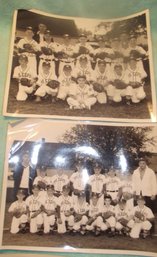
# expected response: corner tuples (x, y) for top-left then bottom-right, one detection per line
(62, 125), (156, 172)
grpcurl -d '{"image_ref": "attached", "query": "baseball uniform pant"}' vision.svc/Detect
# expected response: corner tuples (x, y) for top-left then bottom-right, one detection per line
(10, 214), (28, 234)
(43, 213), (56, 233)
(130, 220), (152, 238)
(16, 85), (34, 101)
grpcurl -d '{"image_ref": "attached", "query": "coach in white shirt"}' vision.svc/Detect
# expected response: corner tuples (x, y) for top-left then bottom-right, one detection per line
(132, 158), (157, 212)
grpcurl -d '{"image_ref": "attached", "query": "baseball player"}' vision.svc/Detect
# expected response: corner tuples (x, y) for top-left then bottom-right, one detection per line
(70, 157), (88, 203)
(74, 33), (93, 57)
(86, 193), (104, 236)
(108, 63), (127, 103)
(130, 196), (154, 239)
(101, 194), (116, 236)
(8, 189), (28, 234)
(57, 185), (74, 233)
(105, 166), (122, 205)
(57, 34), (75, 75)
(50, 168), (69, 197)
(34, 62), (58, 102)
(17, 26), (39, 74)
(115, 199), (134, 235)
(25, 185), (43, 234)
(91, 59), (112, 104)
(13, 54), (37, 101)
(73, 55), (93, 81)
(67, 75), (97, 110)
(121, 172), (134, 209)
(38, 29), (59, 74)
(88, 161), (106, 205)
(73, 192), (89, 234)
(93, 37), (113, 67)
(33, 165), (48, 198)
(123, 55), (147, 104)
(57, 64), (76, 101)
(41, 185), (58, 234)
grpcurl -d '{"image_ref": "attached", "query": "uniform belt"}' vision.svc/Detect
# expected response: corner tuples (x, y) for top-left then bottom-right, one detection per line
(107, 190), (118, 192)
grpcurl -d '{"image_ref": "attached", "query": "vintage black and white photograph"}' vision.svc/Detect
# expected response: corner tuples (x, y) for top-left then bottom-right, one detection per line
(2, 9), (156, 122)
(0, 119), (157, 256)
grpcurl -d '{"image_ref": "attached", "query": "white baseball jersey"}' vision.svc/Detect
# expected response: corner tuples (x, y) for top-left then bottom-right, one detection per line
(105, 176), (122, 192)
(41, 195), (57, 211)
(115, 204), (133, 221)
(25, 195), (42, 212)
(51, 174), (69, 192)
(123, 66), (147, 84)
(122, 179), (134, 194)
(88, 201), (103, 217)
(8, 200), (27, 213)
(74, 199), (89, 215)
(37, 70), (57, 87)
(103, 204), (115, 214)
(92, 67), (110, 87)
(58, 43), (75, 57)
(40, 41), (59, 55)
(93, 46), (113, 56)
(70, 171), (85, 191)
(73, 65), (93, 81)
(17, 37), (39, 53)
(57, 195), (73, 213)
(133, 205), (154, 220)
(13, 65), (37, 80)
(74, 43), (93, 54)
(33, 175), (48, 186)
(70, 83), (96, 100)
(88, 174), (106, 194)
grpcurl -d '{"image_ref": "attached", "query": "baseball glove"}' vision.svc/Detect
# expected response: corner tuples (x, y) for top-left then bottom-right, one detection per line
(130, 82), (141, 89)
(13, 210), (22, 219)
(130, 49), (146, 59)
(74, 214), (82, 222)
(79, 46), (89, 55)
(23, 43), (35, 53)
(20, 78), (32, 87)
(37, 180), (47, 190)
(47, 80), (60, 89)
(41, 47), (53, 55)
(92, 82), (104, 93)
(118, 218), (128, 226)
(103, 211), (113, 220)
(113, 79), (127, 90)
(86, 217), (95, 226)
(134, 211), (145, 221)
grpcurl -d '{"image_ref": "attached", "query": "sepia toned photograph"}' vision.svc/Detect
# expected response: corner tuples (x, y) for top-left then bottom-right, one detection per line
(2, 8), (156, 122)
(0, 119), (157, 256)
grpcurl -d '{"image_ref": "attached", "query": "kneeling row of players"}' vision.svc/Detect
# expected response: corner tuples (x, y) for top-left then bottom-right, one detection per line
(9, 185), (154, 239)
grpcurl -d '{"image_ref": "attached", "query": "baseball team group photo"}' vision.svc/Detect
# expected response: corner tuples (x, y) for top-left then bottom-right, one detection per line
(3, 9), (156, 122)
(1, 119), (157, 255)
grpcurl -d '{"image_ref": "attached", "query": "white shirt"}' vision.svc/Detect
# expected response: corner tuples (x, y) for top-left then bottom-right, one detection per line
(133, 205), (154, 220)
(132, 166), (157, 196)
(20, 166), (29, 188)
(88, 174), (106, 193)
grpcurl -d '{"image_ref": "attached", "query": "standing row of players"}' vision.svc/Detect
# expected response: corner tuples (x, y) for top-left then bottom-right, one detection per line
(9, 160), (155, 238)
(12, 26), (148, 108)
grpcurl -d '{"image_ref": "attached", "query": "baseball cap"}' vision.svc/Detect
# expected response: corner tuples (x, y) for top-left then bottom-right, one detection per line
(79, 33), (87, 38)
(62, 184), (70, 191)
(77, 74), (86, 80)
(32, 184), (40, 190)
(104, 194), (112, 200)
(42, 62), (51, 67)
(138, 157), (146, 163)
(19, 54), (28, 61)
(39, 165), (47, 171)
(25, 26), (33, 31)
(63, 33), (70, 38)
(97, 59), (106, 65)
(137, 195), (145, 201)
(63, 64), (72, 70)
(47, 185), (54, 190)
(79, 55), (88, 61)
(44, 29), (52, 35)
(17, 189), (25, 196)
(129, 33), (137, 39)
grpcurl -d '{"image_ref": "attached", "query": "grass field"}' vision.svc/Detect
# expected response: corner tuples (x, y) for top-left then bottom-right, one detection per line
(2, 204), (157, 254)
(5, 80), (152, 120)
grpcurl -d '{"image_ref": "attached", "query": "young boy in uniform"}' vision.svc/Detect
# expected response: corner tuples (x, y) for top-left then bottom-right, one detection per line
(25, 185), (43, 234)
(41, 185), (58, 234)
(115, 199), (134, 235)
(88, 161), (106, 205)
(86, 193), (104, 236)
(101, 195), (116, 236)
(67, 75), (97, 110)
(73, 192), (89, 234)
(57, 185), (74, 233)
(130, 196), (154, 239)
(13, 54), (37, 101)
(34, 62), (59, 102)
(8, 189), (28, 234)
